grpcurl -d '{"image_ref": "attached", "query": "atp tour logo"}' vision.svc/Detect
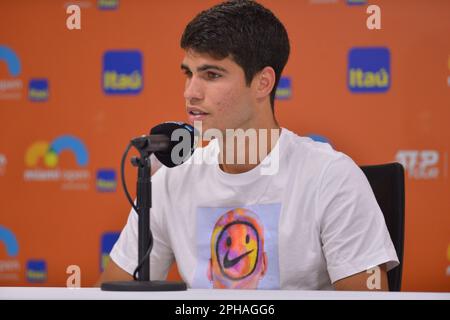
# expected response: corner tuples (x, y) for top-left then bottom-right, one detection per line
(28, 78), (49, 102)
(103, 50), (143, 95)
(348, 47), (390, 93)
(24, 135), (91, 189)
(100, 232), (120, 272)
(395, 150), (447, 180)
(26, 260), (47, 283)
(275, 76), (291, 100)
(0, 45), (22, 100)
(0, 225), (20, 281)
(98, 0), (119, 10)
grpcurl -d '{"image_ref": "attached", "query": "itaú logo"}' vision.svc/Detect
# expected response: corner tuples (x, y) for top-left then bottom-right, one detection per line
(275, 76), (291, 100)
(28, 78), (49, 102)
(348, 47), (390, 93)
(23, 135), (90, 188)
(26, 260), (47, 283)
(102, 50), (143, 95)
(98, 0), (119, 10)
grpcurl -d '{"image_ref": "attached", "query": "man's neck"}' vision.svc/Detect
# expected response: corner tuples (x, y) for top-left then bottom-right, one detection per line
(218, 121), (281, 175)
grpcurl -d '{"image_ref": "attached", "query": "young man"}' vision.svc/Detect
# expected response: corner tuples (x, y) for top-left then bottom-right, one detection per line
(98, 0), (398, 290)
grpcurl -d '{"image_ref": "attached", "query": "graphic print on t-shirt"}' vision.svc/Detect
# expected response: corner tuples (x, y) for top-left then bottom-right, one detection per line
(192, 203), (281, 289)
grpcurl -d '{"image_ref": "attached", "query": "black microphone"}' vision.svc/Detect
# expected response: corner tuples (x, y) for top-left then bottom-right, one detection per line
(132, 121), (197, 168)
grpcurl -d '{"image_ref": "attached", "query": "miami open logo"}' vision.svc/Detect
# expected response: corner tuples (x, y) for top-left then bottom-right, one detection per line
(0, 226), (20, 281)
(24, 135), (90, 190)
(0, 45), (22, 100)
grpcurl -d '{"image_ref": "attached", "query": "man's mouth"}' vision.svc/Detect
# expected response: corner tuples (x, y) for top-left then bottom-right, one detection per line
(187, 108), (210, 122)
(189, 110), (209, 116)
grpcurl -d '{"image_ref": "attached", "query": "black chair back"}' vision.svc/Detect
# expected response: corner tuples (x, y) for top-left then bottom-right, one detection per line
(360, 163), (405, 291)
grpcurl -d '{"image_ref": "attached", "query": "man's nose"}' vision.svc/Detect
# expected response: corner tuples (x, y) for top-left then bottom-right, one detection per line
(184, 76), (204, 103)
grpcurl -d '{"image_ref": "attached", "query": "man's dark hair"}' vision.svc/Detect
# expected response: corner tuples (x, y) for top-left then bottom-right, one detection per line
(180, 0), (290, 112)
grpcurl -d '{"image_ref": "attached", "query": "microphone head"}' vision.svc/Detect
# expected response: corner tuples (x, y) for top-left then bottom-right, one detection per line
(150, 121), (198, 168)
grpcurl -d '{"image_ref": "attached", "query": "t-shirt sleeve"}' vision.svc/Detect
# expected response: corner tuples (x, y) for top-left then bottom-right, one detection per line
(317, 154), (400, 284)
(109, 168), (174, 280)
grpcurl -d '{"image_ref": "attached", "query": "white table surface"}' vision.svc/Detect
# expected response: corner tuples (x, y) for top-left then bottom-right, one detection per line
(0, 287), (449, 300)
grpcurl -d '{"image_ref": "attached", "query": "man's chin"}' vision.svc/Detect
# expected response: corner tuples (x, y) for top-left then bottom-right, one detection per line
(189, 120), (231, 142)
(190, 120), (216, 133)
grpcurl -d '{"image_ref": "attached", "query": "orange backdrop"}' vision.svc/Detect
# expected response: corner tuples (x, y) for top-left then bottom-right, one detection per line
(0, 0), (449, 292)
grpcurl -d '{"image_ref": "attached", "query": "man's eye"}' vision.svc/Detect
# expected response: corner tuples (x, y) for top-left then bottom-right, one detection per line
(207, 72), (221, 79)
(183, 70), (192, 78)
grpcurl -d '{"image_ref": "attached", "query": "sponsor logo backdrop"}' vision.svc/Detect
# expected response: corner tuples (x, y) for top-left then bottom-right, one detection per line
(0, 0), (449, 291)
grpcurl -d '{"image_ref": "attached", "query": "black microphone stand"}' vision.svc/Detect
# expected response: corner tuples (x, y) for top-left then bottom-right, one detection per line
(101, 137), (187, 291)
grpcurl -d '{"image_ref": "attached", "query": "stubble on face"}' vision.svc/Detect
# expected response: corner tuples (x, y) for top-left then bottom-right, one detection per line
(182, 50), (254, 134)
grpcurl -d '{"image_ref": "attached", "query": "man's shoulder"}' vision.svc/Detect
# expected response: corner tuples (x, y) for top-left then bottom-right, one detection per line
(282, 127), (345, 164)
(281, 128), (364, 187)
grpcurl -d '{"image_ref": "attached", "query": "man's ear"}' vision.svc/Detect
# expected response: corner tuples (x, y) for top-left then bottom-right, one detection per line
(253, 66), (276, 101)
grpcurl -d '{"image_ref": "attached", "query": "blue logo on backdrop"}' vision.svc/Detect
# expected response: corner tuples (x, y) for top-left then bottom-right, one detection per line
(348, 47), (390, 93)
(347, 0), (367, 5)
(0, 226), (19, 257)
(26, 260), (47, 283)
(100, 232), (120, 272)
(98, 0), (119, 10)
(275, 76), (292, 100)
(0, 46), (21, 76)
(28, 79), (49, 102)
(96, 169), (117, 192)
(103, 50), (143, 95)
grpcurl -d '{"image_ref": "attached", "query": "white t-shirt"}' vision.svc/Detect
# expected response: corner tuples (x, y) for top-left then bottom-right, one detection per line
(110, 127), (399, 290)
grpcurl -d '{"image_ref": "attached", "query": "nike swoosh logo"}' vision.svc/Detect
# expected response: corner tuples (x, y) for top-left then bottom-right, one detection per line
(223, 249), (254, 269)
